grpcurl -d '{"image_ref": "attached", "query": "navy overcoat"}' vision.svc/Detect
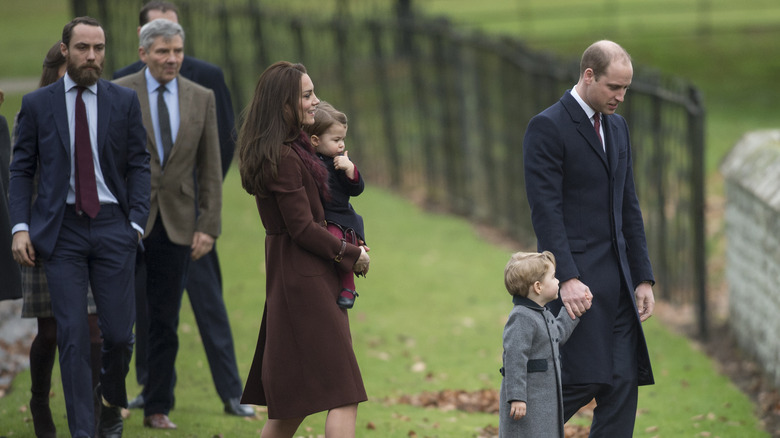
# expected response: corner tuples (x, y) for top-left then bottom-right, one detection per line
(523, 91), (654, 387)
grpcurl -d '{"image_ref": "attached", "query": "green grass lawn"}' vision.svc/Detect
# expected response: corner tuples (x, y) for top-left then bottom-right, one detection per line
(0, 174), (769, 437)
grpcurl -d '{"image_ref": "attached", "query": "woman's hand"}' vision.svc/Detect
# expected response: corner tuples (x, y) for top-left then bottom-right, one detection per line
(353, 246), (370, 274)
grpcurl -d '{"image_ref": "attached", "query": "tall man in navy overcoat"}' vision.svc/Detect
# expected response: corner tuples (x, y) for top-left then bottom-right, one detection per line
(523, 40), (655, 437)
(9, 17), (150, 437)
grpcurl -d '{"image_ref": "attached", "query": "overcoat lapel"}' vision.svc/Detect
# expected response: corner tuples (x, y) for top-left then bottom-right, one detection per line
(169, 80), (193, 164)
(50, 80), (70, 157)
(603, 114), (618, 175)
(96, 80), (110, 156)
(130, 72), (157, 160)
(563, 92), (609, 170)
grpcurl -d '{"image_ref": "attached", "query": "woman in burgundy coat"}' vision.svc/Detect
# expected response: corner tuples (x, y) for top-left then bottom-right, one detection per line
(237, 61), (371, 438)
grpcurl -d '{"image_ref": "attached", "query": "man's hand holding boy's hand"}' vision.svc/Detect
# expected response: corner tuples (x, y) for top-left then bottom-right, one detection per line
(560, 278), (593, 319)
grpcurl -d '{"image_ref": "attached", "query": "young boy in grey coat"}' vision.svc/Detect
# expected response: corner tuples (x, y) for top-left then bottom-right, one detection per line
(499, 251), (591, 437)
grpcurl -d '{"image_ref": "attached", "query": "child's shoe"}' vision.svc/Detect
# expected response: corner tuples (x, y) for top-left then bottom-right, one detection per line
(337, 288), (358, 309)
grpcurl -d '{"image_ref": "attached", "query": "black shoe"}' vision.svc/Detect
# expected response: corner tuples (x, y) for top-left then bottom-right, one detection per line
(224, 398), (255, 417)
(98, 404), (123, 438)
(337, 288), (358, 309)
(127, 393), (144, 410)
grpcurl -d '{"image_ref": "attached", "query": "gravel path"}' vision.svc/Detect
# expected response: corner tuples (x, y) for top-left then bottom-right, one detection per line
(0, 299), (37, 398)
(0, 77), (38, 95)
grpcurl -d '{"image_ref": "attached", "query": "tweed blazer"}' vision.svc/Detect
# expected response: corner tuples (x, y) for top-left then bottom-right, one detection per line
(114, 69), (221, 244)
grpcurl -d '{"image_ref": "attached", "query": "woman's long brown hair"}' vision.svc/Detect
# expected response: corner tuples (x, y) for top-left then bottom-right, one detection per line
(237, 61), (307, 196)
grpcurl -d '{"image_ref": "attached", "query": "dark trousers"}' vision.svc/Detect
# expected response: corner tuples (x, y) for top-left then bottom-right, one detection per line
(134, 246), (244, 402)
(46, 204), (136, 437)
(562, 289), (639, 437)
(140, 215), (190, 417)
(184, 247), (244, 401)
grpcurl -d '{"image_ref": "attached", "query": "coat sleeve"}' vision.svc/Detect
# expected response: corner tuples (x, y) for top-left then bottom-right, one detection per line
(205, 67), (235, 178)
(123, 89), (152, 230)
(553, 309), (579, 346)
(8, 94), (39, 227)
(523, 113), (580, 282)
(616, 119), (654, 286)
(339, 165), (364, 197)
(267, 152), (361, 270)
(502, 309), (536, 403)
(194, 90), (223, 238)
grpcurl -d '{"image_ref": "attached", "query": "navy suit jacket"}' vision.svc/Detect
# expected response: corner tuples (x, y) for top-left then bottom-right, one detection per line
(8, 78), (151, 260)
(0, 114), (22, 300)
(113, 56), (235, 178)
(523, 90), (654, 386)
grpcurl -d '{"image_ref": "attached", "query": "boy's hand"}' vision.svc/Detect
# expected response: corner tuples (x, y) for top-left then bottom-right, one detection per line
(510, 400), (526, 420)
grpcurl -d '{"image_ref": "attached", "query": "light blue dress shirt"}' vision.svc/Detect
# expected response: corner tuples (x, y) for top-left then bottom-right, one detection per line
(144, 68), (179, 165)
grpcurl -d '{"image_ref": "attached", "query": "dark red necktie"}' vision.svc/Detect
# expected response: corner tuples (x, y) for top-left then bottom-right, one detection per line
(74, 86), (100, 218)
(593, 112), (603, 149)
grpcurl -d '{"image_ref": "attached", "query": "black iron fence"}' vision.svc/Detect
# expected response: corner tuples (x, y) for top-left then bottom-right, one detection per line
(74, 0), (707, 337)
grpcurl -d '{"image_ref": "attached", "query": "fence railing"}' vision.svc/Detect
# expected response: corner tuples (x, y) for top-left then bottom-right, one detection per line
(75, 0), (708, 337)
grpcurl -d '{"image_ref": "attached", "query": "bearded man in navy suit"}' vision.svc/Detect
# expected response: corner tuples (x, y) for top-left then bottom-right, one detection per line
(523, 40), (655, 437)
(9, 16), (150, 437)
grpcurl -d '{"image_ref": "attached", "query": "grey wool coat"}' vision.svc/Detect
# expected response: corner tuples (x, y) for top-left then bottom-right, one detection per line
(499, 296), (578, 437)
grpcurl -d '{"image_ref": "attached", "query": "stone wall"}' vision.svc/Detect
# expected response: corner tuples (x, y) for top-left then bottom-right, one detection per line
(721, 129), (780, 386)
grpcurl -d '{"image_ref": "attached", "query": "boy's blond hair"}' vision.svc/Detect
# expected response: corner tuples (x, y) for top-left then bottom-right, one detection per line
(504, 251), (556, 297)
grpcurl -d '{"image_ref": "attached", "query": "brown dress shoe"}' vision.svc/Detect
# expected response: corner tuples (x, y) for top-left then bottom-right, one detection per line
(143, 414), (177, 429)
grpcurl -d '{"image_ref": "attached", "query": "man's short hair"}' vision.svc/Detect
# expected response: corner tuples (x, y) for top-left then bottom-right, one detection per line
(140, 1), (179, 26)
(139, 18), (185, 51)
(580, 40), (631, 80)
(62, 16), (103, 48)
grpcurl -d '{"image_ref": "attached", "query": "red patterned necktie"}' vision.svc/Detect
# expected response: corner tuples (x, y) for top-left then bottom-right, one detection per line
(74, 86), (100, 218)
(593, 112), (603, 149)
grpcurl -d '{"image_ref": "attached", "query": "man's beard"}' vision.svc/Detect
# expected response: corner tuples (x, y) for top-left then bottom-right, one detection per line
(67, 60), (103, 87)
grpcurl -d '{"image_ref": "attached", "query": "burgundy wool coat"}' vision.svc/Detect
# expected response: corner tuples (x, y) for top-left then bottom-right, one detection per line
(241, 143), (367, 419)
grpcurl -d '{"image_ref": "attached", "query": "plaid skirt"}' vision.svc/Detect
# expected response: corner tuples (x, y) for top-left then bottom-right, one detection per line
(21, 261), (97, 318)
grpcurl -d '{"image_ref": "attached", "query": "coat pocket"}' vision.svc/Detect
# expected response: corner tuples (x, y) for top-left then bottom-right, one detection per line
(568, 239), (587, 253)
(527, 359), (548, 373)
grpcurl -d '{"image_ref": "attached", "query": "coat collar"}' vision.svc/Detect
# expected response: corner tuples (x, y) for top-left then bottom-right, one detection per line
(512, 295), (545, 311)
(561, 91), (617, 173)
(50, 77), (111, 155)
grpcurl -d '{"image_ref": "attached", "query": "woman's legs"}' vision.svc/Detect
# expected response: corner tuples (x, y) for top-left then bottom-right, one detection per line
(259, 403), (358, 438)
(260, 417), (305, 438)
(29, 317), (58, 438)
(325, 404), (358, 438)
